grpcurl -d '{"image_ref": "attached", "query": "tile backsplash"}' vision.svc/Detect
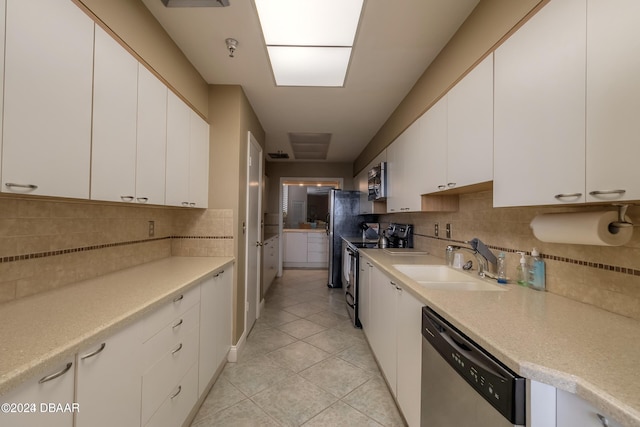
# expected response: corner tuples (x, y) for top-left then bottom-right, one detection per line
(0, 196), (233, 303)
(380, 191), (640, 321)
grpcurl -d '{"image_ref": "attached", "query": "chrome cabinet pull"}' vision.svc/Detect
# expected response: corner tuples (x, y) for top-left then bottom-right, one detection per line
(170, 385), (182, 399)
(5, 182), (38, 190)
(438, 184), (446, 190)
(181, 202), (189, 207)
(80, 343), (106, 360)
(554, 192), (582, 199)
(589, 189), (626, 196)
(136, 197), (148, 203)
(447, 182), (456, 188)
(39, 362), (72, 384)
(173, 294), (184, 303)
(172, 343), (183, 355)
(121, 195), (134, 202)
(596, 414), (609, 427)
(172, 319), (183, 329)
(189, 202), (196, 207)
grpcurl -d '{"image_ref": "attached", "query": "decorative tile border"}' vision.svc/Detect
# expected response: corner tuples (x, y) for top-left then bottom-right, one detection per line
(0, 235), (234, 264)
(415, 233), (640, 277)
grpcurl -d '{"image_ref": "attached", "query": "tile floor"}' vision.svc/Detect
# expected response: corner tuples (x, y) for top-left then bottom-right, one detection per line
(190, 269), (405, 427)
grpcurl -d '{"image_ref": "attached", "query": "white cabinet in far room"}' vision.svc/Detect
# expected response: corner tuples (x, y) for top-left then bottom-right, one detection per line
(75, 318), (145, 427)
(284, 231), (308, 264)
(199, 266), (233, 397)
(166, 92), (210, 208)
(493, 0), (586, 207)
(2, 0), (94, 199)
(263, 236), (280, 292)
(445, 53), (493, 190)
(0, 358), (75, 427)
(307, 232), (328, 264)
(585, 0), (640, 203)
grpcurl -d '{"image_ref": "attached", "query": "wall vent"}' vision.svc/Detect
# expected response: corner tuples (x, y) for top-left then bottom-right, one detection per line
(289, 133), (331, 160)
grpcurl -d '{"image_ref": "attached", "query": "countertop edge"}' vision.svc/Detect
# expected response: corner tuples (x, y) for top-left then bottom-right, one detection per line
(0, 256), (235, 397)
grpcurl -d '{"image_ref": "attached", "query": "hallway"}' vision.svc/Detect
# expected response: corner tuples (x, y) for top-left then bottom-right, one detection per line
(190, 269), (404, 426)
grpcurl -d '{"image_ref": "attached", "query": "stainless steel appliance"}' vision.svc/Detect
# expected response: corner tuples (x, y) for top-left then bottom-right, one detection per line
(326, 189), (361, 288)
(421, 306), (526, 426)
(368, 162), (387, 201)
(385, 223), (413, 248)
(342, 238), (378, 327)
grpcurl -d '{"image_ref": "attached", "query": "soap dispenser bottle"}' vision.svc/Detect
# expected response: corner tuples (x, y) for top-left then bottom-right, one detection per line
(516, 252), (528, 286)
(528, 248), (546, 291)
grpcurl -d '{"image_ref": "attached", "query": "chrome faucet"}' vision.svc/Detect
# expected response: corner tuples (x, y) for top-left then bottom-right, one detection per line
(446, 238), (497, 279)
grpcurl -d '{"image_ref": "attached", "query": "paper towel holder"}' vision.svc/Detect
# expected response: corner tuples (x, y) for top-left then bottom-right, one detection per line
(610, 204), (635, 233)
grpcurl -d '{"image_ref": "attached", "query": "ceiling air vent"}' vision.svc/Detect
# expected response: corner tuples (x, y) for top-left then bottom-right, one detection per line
(289, 133), (331, 160)
(161, 0), (230, 7)
(268, 150), (290, 159)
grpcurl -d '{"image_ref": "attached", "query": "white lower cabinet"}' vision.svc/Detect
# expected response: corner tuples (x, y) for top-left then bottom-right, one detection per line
(145, 363), (198, 427)
(199, 267), (233, 396)
(556, 389), (623, 427)
(75, 319), (146, 427)
(262, 237), (279, 292)
(0, 358), (75, 427)
(362, 258), (425, 427)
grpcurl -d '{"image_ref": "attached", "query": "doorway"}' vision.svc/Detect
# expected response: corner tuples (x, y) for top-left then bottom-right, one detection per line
(245, 132), (262, 334)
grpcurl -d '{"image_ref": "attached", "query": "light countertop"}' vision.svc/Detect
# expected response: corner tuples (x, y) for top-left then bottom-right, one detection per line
(283, 228), (326, 233)
(0, 256), (234, 396)
(360, 249), (640, 427)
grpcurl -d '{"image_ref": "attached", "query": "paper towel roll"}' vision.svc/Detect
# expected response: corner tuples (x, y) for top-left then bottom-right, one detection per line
(530, 211), (633, 246)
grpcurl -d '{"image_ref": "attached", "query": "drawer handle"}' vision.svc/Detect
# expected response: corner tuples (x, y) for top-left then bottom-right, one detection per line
(80, 343), (106, 360)
(589, 189), (625, 197)
(554, 192), (582, 199)
(120, 195), (134, 202)
(438, 184), (446, 190)
(172, 343), (183, 355)
(172, 319), (183, 329)
(39, 362), (72, 384)
(136, 197), (149, 203)
(596, 414), (609, 427)
(447, 182), (456, 188)
(181, 202), (189, 207)
(189, 202), (196, 207)
(170, 385), (182, 399)
(173, 294), (184, 303)
(5, 182), (38, 190)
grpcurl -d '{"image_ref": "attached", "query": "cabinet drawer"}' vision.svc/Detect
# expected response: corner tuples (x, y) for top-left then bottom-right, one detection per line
(142, 303), (199, 367)
(141, 327), (199, 425)
(307, 242), (327, 252)
(307, 233), (326, 243)
(144, 362), (198, 427)
(142, 285), (200, 340)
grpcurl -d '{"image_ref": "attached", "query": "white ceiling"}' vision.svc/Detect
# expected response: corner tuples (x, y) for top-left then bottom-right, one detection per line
(141, 0), (481, 163)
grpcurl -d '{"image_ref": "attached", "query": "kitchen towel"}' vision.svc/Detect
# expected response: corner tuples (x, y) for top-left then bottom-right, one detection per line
(530, 211), (633, 246)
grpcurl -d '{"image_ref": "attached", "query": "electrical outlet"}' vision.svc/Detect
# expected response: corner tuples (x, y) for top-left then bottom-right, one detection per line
(148, 221), (155, 237)
(446, 223), (451, 239)
(434, 223), (439, 237)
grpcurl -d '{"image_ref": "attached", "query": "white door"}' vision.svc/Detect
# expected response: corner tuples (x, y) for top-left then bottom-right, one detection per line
(245, 132), (262, 333)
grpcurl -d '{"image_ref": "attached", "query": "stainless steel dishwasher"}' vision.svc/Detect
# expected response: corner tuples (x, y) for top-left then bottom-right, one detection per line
(421, 306), (526, 426)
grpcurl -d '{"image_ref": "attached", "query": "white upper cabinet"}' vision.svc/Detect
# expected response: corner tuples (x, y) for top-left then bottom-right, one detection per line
(166, 92), (209, 208)
(422, 97), (448, 194)
(494, 0), (586, 207)
(586, 0), (640, 202)
(385, 133), (403, 213)
(447, 54), (493, 189)
(91, 26), (138, 203)
(387, 121), (424, 212)
(136, 65), (168, 205)
(0, 0), (5, 182)
(2, 0), (94, 199)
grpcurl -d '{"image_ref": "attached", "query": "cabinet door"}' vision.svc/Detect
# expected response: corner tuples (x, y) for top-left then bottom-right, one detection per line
(401, 119), (426, 211)
(447, 54), (493, 189)
(494, 0), (586, 207)
(137, 65), (168, 205)
(396, 288), (423, 427)
(556, 389), (623, 427)
(586, 0), (640, 202)
(189, 112), (209, 208)
(358, 256), (371, 331)
(385, 133), (404, 213)
(90, 26), (138, 203)
(422, 97), (448, 194)
(166, 92), (191, 207)
(76, 321), (145, 427)
(284, 232), (308, 263)
(369, 266), (397, 396)
(0, 359), (75, 427)
(2, 0), (93, 199)
(357, 170), (371, 214)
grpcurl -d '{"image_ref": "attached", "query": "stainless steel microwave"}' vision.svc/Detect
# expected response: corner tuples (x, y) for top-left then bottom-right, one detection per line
(368, 162), (387, 201)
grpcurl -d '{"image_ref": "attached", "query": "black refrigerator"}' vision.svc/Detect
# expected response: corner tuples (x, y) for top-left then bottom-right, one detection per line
(326, 189), (361, 288)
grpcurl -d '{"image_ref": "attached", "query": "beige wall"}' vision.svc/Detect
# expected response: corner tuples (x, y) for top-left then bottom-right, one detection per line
(354, 0), (546, 174)
(75, 0), (209, 117)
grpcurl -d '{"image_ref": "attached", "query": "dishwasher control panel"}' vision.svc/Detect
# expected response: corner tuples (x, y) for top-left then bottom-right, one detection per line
(422, 307), (526, 425)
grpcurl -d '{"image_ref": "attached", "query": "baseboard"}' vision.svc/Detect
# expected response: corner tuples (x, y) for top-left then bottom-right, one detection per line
(227, 330), (247, 363)
(259, 298), (265, 315)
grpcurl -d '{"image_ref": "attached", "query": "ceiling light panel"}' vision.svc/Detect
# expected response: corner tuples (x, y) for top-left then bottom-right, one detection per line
(255, 0), (363, 46)
(268, 46), (351, 86)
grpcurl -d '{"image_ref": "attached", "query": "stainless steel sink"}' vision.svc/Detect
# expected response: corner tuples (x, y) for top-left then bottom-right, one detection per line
(392, 264), (507, 291)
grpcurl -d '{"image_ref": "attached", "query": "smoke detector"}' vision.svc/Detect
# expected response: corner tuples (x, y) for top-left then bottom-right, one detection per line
(225, 38), (238, 58)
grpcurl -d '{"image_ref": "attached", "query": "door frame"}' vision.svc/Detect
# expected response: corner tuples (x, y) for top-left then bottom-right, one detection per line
(244, 131), (263, 334)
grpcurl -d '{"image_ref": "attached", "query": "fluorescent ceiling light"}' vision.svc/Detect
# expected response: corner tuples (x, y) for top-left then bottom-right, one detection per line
(255, 0), (364, 87)
(268, 46), (351, 87)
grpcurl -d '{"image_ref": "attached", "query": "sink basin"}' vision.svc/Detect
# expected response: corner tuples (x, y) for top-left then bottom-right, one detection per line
(392, 264), (506, 291)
